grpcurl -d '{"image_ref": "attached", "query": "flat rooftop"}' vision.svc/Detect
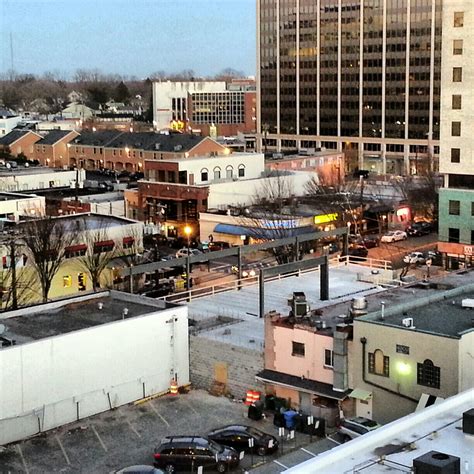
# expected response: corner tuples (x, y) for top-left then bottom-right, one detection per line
(285, 389), (474, 473)
(0, 291), (170, 347)
(0, 166), (74, 176)
(0, 192), (34, 201)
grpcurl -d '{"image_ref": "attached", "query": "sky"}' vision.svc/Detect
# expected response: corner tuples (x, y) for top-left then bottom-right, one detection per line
(0, 0), (256, 78)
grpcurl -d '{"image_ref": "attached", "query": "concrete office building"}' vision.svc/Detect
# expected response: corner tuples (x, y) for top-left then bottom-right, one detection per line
(257, 0), (443, 175)
(437, 2), (474, 267)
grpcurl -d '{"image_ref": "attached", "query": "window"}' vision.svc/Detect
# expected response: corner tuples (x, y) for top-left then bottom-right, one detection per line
(200, 168), (208, 182)
(93, 241), (114, 254)
(452, 95), (462, 110)
(417, 359), (440, 389)
(63, 275), (72, 288)
(368, 349), (390, 377)
(451, 148), (461, 163)
(226, 166), (233, 179)
(471, 202), (474, 217)
(448, 228), (460, 243)
(122, 237), (135, 249)
(453, 67), (462, 82)
(471, 230), (474, 245)
(324, 349), (334, 367)
(453, 40), (463, 55)
(213, 167), (221, 180)
(454, 11), (464, 27)
(292, 341), (305, 357)
(452, 121), (461, 137)
(449, 200), (460, 215)
(238, 164), (245, 178)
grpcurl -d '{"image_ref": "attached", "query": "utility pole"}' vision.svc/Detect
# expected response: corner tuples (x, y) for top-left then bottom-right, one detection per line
(9, 240), (18, 310)
(358, 174), (364, 234)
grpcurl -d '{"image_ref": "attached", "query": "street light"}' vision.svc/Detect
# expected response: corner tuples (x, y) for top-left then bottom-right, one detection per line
(184, 225), (192, 251)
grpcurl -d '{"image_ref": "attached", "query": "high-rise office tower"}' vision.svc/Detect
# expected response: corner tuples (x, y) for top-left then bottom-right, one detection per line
(257, 0), (442, 175)
(437, 1), (473, 267)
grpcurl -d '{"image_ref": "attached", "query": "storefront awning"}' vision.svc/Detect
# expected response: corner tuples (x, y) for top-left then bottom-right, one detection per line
(214, 223), (315, 240)
(256, 369), (351, 401)
(349, 388), (372, 401)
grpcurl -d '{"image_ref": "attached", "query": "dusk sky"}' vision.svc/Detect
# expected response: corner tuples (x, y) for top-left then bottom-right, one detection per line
(0, 0), (256, 78)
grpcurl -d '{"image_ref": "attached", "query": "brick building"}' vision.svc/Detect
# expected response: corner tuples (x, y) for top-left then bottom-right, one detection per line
(0, 130), (42, 160)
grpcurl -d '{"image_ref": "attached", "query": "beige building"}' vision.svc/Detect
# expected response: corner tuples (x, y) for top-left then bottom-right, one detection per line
(351, 284), (474, 424)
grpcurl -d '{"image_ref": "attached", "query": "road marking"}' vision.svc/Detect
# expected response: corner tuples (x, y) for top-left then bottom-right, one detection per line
(149, 401), (170, 427)
(55, 435), (71, 465)
(300, 447), (316, 457)
(181, 398), (199, 415)
(126, 418), (142, 438)
(16, 444), (29, 474)
(90, 424), (108, 452)
(273, 459), (288, 469)
(326, 436), (341, 445)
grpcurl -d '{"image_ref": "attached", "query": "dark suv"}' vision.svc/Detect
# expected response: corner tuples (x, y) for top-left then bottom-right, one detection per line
(153, 436), (240, 473)
(406, 221), (432, 237)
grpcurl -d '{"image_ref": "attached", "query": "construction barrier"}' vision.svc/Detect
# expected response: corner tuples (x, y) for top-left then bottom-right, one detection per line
(245, 390), (261, 406)
(170, 379), (178, 396)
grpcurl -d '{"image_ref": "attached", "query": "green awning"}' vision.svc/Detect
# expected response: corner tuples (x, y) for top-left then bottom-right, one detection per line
(349, 388), (372, 401)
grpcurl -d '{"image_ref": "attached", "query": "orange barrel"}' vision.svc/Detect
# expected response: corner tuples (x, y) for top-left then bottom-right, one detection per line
(170, 379), (178, 396)
(245, 390), (254, 405)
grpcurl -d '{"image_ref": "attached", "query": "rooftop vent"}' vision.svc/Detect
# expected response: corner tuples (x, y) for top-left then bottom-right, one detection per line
(155, 143), (161, 150)
(288, 292), (309, 318)
(412, 450), (460, 474)
(462, 408), (474, 436)
(174, 144), (183, 151)
(402, 317), (415, 328)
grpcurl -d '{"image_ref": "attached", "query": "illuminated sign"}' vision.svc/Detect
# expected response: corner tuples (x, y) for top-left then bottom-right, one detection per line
(314, 213), (339, 225)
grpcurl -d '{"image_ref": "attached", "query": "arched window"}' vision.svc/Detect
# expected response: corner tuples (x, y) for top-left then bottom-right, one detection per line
(417, 359), (440, 388)
(368, 349), (390, 377)
(213, 167), (221, 180)
(201, 168), (209, 182)
(226, 165), (233, 179)
(238, 164), (245, 177)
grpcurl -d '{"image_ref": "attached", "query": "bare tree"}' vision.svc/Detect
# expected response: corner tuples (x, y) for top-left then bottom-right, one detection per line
(21, 217), (76, 303)
(76, 217), (120, 292)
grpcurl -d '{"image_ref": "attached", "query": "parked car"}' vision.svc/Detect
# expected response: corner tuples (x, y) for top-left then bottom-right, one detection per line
(380, 230), (407, 243)
(115, 466), (164, 473)
(207, 425), (278, 457)
(338, 417), (381, 441)
(403, 251), (426, 264)
(208, 241), (231, 252)
(424, 250), (443, 266)
(348, 245), (369, 259)
(358, 235), (380, 248)
(175, 248), (203, 258)
(406, 221), (432, 237)
(153, 436), (240, 473)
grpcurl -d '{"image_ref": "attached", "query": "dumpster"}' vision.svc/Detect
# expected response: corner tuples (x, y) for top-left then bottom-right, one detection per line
(273, 412), (285, 427)
(283, 410), (298, 429)
(248, 401), (264, 421)
(264, 394), (276, 411)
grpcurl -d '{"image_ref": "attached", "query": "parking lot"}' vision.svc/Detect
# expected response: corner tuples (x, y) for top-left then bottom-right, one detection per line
(0, 390), (335, 473)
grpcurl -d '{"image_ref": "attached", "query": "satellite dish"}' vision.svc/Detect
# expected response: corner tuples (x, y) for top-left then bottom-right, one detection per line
(0, 324), (5, 335)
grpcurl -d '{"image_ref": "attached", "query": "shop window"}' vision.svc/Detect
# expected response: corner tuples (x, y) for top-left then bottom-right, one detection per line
(292, 341), (305, 357)
(417, 359), (440, 389)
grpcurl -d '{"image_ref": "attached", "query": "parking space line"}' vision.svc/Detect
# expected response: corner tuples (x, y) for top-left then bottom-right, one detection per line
(326, 435), (341, 445)
(149, 401), (170, 427)
(16, 444), (30, 474)
(300, 447), (316, 457)
(181, 398), (199, 415)
(55, 435), (71, 465)
(126, 418), (142, 438)
(90, 424), (108, 452)
(273, 459), (288, 469)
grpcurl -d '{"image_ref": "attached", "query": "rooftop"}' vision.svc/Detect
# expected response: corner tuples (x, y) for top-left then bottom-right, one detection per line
(285, 389), (474, 473)
(0, 130), (36, 146)
(0, 291), (171, 347)
(0, 192), (35, 202)
(37, 130), (76, 145)
(0, 166), (75, 176)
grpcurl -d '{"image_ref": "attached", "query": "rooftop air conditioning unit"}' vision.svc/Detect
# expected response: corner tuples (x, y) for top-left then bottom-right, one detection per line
(402, 317), (414, 328)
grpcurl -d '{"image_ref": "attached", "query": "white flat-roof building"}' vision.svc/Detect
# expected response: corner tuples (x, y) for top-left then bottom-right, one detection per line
(0, 192), (46, 221)
(0, 291), (189, 445)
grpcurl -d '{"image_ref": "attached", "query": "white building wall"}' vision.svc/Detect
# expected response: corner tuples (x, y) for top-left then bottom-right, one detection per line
(0, 194), (46, 221)
(153, 81), (226, 129)
(0, 116), (22, 136)
(208, 170), (317, 208)
(458, 331), (474, 392)
(0, 296), (188, 445)
(178, 152), (265, 184)
(0, 169), (86, 192)
(439, 1), (474, 174)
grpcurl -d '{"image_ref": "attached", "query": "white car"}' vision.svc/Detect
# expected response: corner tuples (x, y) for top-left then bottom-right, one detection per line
(338, 417), (381, 441)
(175, 248), (203, 258)
(380, 230), (407, 243)
(403, 251), (426, 264)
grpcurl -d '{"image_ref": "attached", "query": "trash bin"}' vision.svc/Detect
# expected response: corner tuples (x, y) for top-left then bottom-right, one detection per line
(273, 412), (285, 428)
(283, 410), (298, 430)
(293, 413), (306, 433)
(265, 395), (276, 411)
(304, 417), (326, 437)
(248, 401), (264, 421)
(274, 397), (287, 412)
